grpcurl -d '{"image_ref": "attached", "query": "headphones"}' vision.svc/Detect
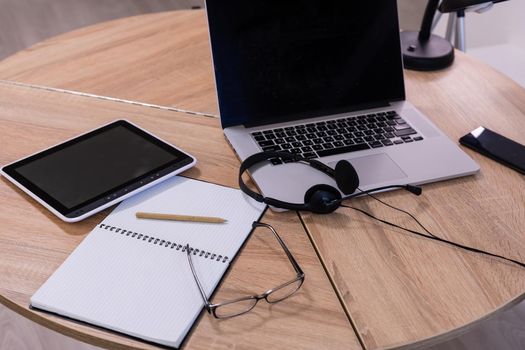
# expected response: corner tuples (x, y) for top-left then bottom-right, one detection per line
(239, 151), (422, 214)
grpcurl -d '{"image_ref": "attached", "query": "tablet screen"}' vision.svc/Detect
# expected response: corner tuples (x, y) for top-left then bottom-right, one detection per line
(2, 120), (195, 220)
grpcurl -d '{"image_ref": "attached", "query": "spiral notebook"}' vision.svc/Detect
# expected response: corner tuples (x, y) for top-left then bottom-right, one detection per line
(30, 177), (266, 348)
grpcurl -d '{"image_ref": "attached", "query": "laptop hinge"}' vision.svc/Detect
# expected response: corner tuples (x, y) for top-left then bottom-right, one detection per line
(242, 101), (392, 128)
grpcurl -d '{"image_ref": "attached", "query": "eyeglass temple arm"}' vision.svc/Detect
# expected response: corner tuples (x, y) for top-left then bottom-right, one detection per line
(185, 244), (213, 311)
(252, 222), (304, 277)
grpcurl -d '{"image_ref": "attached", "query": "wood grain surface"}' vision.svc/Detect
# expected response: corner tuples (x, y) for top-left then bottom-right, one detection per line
(1, 9), (525, 350)
(0, 0), (204, 60)
(0, 81), (360, 350)
(303, 52), (525, 348)
(0, 10), (218, 116)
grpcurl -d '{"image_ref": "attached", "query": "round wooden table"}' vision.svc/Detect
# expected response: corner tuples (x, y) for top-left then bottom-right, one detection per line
(1, 9), (525, 350)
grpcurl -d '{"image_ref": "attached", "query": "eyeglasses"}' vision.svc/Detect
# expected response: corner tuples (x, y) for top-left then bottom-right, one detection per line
(185, 222), (305, 319)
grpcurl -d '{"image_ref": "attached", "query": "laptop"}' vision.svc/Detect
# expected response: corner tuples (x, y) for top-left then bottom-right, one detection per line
(204, 0), (479, 206)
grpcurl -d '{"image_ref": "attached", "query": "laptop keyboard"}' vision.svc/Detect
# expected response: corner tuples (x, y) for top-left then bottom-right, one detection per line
(250, 110), (424, 165)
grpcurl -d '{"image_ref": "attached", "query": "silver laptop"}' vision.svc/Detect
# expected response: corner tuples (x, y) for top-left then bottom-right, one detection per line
(205, 0), (479, 205)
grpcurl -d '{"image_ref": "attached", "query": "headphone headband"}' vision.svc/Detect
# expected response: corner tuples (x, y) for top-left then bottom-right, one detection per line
(238, 151), (422, 214)
(238, 152), (338, 208)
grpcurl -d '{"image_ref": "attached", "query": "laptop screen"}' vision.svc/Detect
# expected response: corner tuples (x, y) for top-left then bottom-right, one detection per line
(206, 0), (406, 129)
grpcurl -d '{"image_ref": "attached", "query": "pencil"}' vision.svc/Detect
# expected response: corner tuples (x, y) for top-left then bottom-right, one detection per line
(135, 212), (227, 224)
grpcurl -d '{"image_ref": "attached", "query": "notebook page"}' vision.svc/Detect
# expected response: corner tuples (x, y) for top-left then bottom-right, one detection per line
(103, 176), (266, 260)
(31, 177), (265, 348)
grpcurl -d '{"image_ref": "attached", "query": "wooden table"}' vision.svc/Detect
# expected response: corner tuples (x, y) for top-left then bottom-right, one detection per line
(1, 9), (525, 350)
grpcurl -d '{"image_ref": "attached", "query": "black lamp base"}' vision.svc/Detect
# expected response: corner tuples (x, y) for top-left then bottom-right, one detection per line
(400, 31), (455, 71)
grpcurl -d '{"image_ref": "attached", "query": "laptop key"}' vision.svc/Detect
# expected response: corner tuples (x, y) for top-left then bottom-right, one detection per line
(393, 139), (404, 144)
(302, 140), (314, 146)
(303, 152), (318, 159)
(369, 141), (383, 148)
(270, 158), (283, 165)
(381, 139), (394, 146)
(394, 128), (417, 137)
(394, 124), (411, 131)
(313, 144), (324, 151)
(414, 136), (424, 141)
(317, 143), (370, 157)
(262, 145), (281, 152)
(258, 140), (275, 147)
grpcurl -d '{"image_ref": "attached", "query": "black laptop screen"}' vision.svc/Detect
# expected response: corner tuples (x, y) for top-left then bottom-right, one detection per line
(206, 0), (406, 128)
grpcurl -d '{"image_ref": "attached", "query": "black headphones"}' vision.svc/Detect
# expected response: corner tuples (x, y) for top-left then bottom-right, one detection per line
(239, 151), (422, 214)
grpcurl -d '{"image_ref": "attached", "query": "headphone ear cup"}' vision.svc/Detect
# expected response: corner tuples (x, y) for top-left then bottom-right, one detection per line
(335, 160), (359, 195)
(304, 184), (342, 214)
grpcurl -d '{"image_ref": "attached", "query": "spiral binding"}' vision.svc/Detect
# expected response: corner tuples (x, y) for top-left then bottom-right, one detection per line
(98, 224), (229, 263)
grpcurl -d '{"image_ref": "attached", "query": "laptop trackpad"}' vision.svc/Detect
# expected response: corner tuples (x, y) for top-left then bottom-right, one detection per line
(329, 153), (407, 186)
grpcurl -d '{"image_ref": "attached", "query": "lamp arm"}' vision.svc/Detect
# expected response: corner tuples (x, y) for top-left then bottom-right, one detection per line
(418, 0), (441, 42)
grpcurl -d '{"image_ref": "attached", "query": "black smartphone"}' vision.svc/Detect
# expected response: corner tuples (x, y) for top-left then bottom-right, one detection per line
(459, 126), (525, 175)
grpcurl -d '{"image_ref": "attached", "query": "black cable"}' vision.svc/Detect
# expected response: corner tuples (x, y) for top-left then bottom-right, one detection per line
(357, 187), (438, 238)
(340, 203), (525, 270)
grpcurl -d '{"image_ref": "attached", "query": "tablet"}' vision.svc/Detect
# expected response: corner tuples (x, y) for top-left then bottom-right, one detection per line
(1, 120), (196, 222)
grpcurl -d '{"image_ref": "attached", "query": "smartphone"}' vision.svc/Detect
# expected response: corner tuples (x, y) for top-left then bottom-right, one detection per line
(459, 126), (525, 175)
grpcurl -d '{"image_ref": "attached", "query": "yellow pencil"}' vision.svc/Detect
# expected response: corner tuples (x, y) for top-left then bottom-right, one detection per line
(135, 212), (227, 224)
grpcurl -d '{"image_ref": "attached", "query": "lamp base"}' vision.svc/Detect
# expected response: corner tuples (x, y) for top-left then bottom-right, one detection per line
(400, 31), (454, 71)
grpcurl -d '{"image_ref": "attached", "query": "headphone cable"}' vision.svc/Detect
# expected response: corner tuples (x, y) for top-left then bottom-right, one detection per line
(340, 200), (525, 270)
(358, 188), (438, 239)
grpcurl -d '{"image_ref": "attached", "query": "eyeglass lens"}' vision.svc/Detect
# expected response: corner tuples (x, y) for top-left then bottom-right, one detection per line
(265, 278), (303, 303)
(214, 297), (258, 318)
